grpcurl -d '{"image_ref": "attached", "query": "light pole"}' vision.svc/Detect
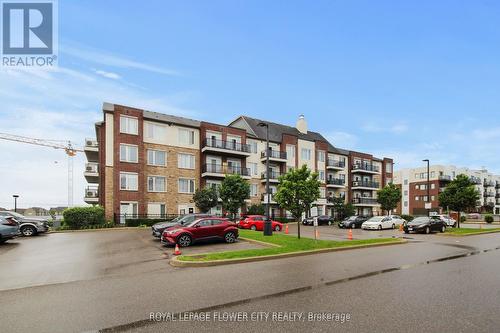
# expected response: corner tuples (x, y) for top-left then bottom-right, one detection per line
(258, 122), (272, 236)
(422, 159), (430, 216)
(13, 195), (19, 213)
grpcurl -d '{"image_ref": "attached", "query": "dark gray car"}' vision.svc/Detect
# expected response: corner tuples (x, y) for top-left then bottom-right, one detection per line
(0, 211), (49, 237)
(151, 214), (213, 238)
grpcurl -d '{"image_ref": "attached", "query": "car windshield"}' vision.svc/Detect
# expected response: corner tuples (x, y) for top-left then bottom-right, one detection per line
(368, 217), (384, 222)
(412, 217), (429, 223)
(346, 216), (357, 221)
(3, 211), (24, 219)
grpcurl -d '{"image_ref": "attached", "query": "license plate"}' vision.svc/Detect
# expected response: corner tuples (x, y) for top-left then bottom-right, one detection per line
(408, 227), (413, 231)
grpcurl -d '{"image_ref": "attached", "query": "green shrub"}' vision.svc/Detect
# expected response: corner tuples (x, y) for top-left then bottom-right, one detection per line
(460, 215), (466, 223)
(400, 214), (414, 222)
(63, 206), (105, 229)
(125, 218), (168, 227)
(484, 214), (494, 224)
(247, 204), (265, 215)
(273, 217), (295, 223)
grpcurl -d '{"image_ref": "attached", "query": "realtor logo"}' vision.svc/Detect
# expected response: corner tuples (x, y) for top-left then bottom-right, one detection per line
(1, 0), (58, 67)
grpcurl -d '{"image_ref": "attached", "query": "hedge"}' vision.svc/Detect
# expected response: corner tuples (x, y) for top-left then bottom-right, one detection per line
(485, 214), (494, 224)
(125, 218), (171, 227)
(63, 206), (105, 229)
(400, 214), (414, 222)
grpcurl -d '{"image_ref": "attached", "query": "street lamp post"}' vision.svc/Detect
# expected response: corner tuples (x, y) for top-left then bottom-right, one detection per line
(258, 122), (272, 236)
(422, 159), (430, 217)
(13, 195), (19, 213)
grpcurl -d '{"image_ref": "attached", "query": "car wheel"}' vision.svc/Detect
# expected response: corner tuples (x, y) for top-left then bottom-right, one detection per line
(453, 223), (456, 228)
(440, 225), (446, 233)
(425, 226), (430, 234)
(177, 234), (192, 247)
(250, 225), (257, 231)
(404, 230), (409, 234)
(378, 225), (382, 230)
(224, 231), (237, 243)
(21, 226), (36, 237)
(351, 224), (356, 229)
(274, 225), (281, 232)
(392, 224), (395, 229)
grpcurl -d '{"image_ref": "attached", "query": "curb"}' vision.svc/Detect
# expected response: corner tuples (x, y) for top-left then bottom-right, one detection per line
(438, 229), (500, 237)
(48, 227), (143, 233)
(170, 239), (407, 267)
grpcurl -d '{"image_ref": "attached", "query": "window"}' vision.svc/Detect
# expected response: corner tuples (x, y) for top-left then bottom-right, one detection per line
(178, 153), (195, 169)
(147, 149), (166, 166)
(120, 172), (138, 191)
(431, 195), (435, 201)
(415, 185), (419, 190)
(120, 144), (138, 163)
(430, 171), (435, 178)
(120, 116), (138, 135)
(319, 170), (325, 182)
(178, 128), (195, 145)
(147, 176), (166, 192)
(248, 162), (258, 176)
(386, 163), (393, 173)
(421, 184), (427, 190)
(249, 141), (258, 153)
(145, 122), (167, 140)
(250, 184), (258, 197)
(147, 203), (166, 217)
(386, 177), (393, 184)
(317, 206), (323, 215)
(415, 196), (419, 201)
(431, 183), (435, 190)
(178, 178), (195, 193)
(404, 190), (408, 196)
(404, 201), (408, 207)
(286, 145), (296, 159)
(404, 179), (408, 185)
(415, 173), (420, 179)
(317, 150), (325, 162)
(423, 196), (428, 201)
(320, 187), (326, 198)
(301, 148), (311, 160)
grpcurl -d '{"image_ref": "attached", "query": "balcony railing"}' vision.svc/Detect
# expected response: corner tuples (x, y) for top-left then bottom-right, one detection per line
(352, 164), (379, 173)
(469, 176), (482, 185)
(85, 138), (98, 149)
(261, 150), (287, 160)
(261, 193), (276, 203)
(352, 197), (378, 205)
(85, 163), (98, 173)
(496, 182), (500, 189)
(202, 164), (250, 176)
(327, 159), (346, 169)
(484, 180), (495, 187)
(439, 175), (452, 181)
(85, 187), (99, 198)
(352, 180), (380, 189)
(326, 178), (345, 186)
(202, 138), (252, 153)
(261, 171), (281, 179)
(484, 192), (495, 197)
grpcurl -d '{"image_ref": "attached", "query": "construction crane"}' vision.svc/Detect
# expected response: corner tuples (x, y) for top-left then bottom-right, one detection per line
(0, 132), (84, 207)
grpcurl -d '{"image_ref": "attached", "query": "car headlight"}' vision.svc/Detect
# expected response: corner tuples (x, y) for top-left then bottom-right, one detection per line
(167, 229), (179, 235)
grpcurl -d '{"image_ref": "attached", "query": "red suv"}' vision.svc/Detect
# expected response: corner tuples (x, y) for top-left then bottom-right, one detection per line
(161, 217), (239, 247)
(238, 215), (283, 231)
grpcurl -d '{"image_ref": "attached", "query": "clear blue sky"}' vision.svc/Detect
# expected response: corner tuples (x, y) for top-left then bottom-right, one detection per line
(1, 0), (499, 208)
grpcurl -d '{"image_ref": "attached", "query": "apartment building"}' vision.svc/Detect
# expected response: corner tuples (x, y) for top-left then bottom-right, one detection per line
(84, 103), (393, 222)
(394, 165), (500, 215)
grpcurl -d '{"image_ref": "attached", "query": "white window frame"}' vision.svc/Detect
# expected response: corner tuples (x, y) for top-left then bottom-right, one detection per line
(317, 150), (325, 162)
(301, 148), (311, 161)
(147, 202), (166, 217)
(147, 176), (166, 192)
(178, 153), (195, 169)
(178, 128), (195, 145)
(120, 144), (138, 163)
(120, 172), (138, 191)
(120, 116), (138, 135)
(147, 149), (166, 166)
(248, 162), (258, 176)
(286, 145), (296, 159)
(178, 178), (195, 194)
(250, 184), (258, 197)
(145, 122), (167, 141)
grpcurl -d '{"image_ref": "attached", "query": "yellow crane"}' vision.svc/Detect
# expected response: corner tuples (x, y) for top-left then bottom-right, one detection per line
(0, 132), (83, 207)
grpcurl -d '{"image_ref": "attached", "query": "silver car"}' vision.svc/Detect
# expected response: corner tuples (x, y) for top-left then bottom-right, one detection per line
(0, 211), (49, 236)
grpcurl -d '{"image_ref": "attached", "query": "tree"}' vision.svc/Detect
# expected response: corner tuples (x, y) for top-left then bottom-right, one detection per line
(376, 183), (402, 215)
(193, 186), (219, 213)
(247, 204), (265, 215)
(219, 174), (250, 220)
(439, 174), (480, 228)
(274, 165), (320, 239)
(328, 196), (354, 220)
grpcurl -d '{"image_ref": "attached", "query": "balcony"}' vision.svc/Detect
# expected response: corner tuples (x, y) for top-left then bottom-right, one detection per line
(261, 193), (277, 204)
(484, 192), (495, 198)
(260, 150), (287, 163)
(201, 164), (251, 179)
(84, 162), (99, 183)
(469, 176), (482, 185)
(439, 175), (452, 182)
(352, 180), (380, 190)
(201, 138), (252, 156)
(496, 182), (500, 189)
(326, 159), (345, 170)
(351, 163), (379, 174)
(326, 178), (345, 188)
(261, 171), (281, 183)
(84, 186), (99, 204)
(84, 138), (99, 162)
(484, 180), (495, 187)
(352, 197), (379, 206)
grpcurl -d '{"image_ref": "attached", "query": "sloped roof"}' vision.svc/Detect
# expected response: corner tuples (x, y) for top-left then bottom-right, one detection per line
(143, 110), (200, 128)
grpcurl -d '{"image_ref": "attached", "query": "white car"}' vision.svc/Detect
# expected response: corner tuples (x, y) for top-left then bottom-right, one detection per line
(434, 214), (456, 227)
(361, 215), (406, 230)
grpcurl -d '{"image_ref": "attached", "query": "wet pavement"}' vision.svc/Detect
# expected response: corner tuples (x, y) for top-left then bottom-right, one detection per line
(0, 228), (499, 332)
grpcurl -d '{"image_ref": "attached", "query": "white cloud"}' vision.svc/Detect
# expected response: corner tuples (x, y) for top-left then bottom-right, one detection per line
(362, 121), (408, 134)
(325, 131), (358, 150)
(61, 43), (180, 76)
(93, 69), (121, 80)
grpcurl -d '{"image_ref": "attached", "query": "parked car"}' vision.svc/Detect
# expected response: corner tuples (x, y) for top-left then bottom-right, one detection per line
(404, 216), (446, 234)
(338, 216), (368, 229)
(467, 213), (481, 220)
(302, 215), (335, 226)
(151, 214), (213, 238)
(361, 215), (406, 230)
(0, 216), (20, 243)
(434, 214), (456, 227)
(161, 217), (238, 247)
(238, 215), (283, 231)
(0, 211), (49, 236)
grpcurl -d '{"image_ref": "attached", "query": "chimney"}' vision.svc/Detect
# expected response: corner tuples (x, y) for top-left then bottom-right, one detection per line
(296, 114), (308, 134)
